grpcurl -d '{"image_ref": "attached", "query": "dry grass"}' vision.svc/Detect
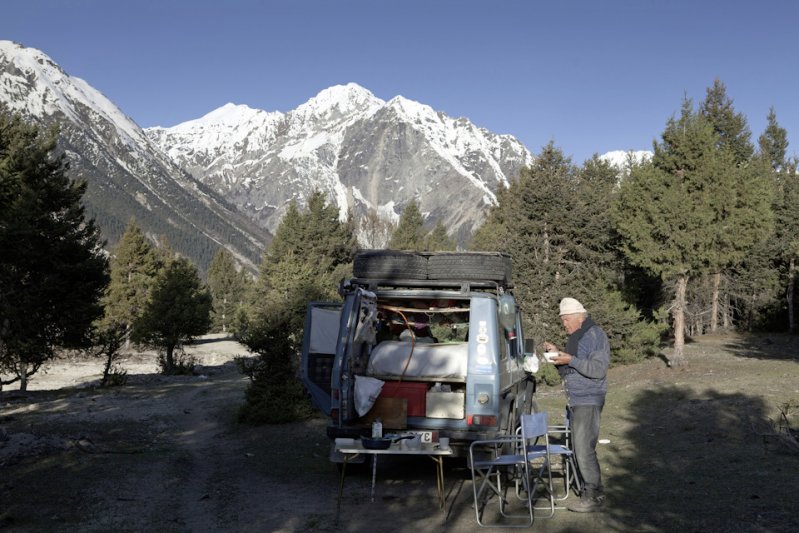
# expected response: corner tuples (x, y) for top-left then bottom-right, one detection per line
(535, 331), (799, 532)
(1, 332), (797, 532)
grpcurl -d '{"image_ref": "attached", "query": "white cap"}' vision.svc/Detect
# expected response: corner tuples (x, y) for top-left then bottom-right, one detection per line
(559, 297), (587, 316)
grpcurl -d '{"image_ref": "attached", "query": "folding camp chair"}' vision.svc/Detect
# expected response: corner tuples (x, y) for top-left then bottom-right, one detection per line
(520, 411), (580, 517)
(469, 432), (533, 527)
(544, 408), (582, 500)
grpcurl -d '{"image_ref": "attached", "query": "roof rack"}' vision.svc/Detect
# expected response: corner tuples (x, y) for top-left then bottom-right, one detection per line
(346, 277), (511, 293)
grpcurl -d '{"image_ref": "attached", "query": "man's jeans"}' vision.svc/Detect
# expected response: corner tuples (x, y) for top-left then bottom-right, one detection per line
(569, 404), (604, 498)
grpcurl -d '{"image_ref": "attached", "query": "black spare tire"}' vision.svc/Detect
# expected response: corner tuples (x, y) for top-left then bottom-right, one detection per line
(426, 252), (512, 283)
(353, 250), (428, 280)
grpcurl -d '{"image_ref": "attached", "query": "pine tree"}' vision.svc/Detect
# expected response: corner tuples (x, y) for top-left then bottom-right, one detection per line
(388, 199), (426, 250)
(101, 219), (161, 345)
(0, 107), (108, 390)
(700, 79), (754, 164)
(751, 111), (792, 331)
(132, 256), (212, 374)
(239, 191), (356, 423)
(472, 143), (663, 376)
(264, 190), (356, 271)
(759, 107), (788, 172)
(699, 81), (772, 332)
(778, 159), (799, 332)
(207, 248), (250, 333)
(424, 221), (456, 251)
(759, 107), (799, 331)
(615, 99), (720, 365)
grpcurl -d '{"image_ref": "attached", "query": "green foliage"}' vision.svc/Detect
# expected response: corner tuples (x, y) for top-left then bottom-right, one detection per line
(586, 281), (668, 365)
(101, 219), (161, 337)
(615, 101), (718, 280)
(0, 107), (108, 390)
(239, 191), (355, 423)
(758, 107), (788, 172)
(615, 92), (775, 348)
(207, 247), (250, 334)
(132, 256), (212, 374)
(471, 142), (662, 368)
(388, 199), (426, 250)
(264, 190), (357, 270)
(700, 79), (754, 164)
(424, 221), (456, 251)
(237, 305), (315, 424)
(87, 322), (127, 387)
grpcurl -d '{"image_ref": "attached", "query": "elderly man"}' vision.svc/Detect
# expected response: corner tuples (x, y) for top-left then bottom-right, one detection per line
(544, 297), (610, 513)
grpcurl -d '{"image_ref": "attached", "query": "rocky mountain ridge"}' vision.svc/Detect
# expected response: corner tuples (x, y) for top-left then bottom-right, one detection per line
(0, 40), (267, 273)
(145, 83), (535, 243)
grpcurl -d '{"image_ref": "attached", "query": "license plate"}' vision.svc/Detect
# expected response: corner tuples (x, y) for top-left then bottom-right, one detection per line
(406, 430), (436, 444)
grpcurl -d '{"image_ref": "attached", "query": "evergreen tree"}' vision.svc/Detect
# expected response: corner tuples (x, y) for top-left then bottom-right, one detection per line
(472, 143), (663, 378)
(759, 107), (788, 172)
(264, 190), (356, 271)
(614, 99), (719, 365)
(132, 256), (212, 374)
(778, 159), (799, 332)
(752, 110), (794, 331)
(699, 81), (772, 332)
(207, 248), (249, 333)
(388, 199), (426, 250)
(0, 107), (108, 390)
(700, 79), (754, 164)
(423, 221), (456, 251)
(239, 191), (355, 423)
(101, 219), (161, 345)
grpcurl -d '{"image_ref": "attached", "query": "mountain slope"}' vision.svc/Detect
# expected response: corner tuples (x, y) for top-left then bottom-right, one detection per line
(146, 83), (534, 244)
(0, 40), (267, 273)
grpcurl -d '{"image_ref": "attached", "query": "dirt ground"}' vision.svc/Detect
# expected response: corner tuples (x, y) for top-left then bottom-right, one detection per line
(1, 332), (798, 532)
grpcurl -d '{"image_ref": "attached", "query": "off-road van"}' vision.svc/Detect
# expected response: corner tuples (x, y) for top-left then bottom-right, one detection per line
(300, 250), (537, 462)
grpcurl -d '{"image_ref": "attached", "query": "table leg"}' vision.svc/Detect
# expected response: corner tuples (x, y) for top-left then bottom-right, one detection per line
(435, 457), (445, 509)
(371, 454), (378, 503)
(336, 456), (349, 523)
(427, 456), (446, 509)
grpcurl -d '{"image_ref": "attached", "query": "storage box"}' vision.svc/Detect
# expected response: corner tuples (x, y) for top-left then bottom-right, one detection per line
(426, 391), (465, 419)
(380, 381), (427, 417)
(364, 397), (407, 429)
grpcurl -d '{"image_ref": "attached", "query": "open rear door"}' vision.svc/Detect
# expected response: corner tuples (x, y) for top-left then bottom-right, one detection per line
(300, 302), (342, 415)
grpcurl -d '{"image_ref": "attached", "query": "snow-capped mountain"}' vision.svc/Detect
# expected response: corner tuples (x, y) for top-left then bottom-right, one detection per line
(599, 150), (652, 169)
(146, 83), (535, 244)
(0, 41), (267, 272)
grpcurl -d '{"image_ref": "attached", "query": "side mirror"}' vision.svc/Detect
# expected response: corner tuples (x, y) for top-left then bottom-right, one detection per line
(498, 294), (516, 332)
(524, 338), (536, 356)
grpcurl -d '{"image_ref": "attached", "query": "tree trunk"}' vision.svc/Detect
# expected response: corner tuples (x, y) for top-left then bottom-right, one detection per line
(165, 345), (174, 374)
(710, 272), (720, 332)
(722, 290), (731, 330)
(671, 275), (688, 367)
(19, 361), (28, 392)
(222, 296), (228, 334)
(789, 257), (796, 334)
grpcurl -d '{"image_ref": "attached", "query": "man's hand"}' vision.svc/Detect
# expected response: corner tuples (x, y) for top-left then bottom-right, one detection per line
(551, 352), (573, 365)
(543, 341), (572, 365)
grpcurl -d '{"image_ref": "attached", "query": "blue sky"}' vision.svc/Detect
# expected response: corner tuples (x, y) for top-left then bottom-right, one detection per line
(3, 0), (798, 163)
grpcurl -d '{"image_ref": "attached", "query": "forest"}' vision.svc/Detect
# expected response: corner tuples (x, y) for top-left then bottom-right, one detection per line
(1, 80), (797, 406)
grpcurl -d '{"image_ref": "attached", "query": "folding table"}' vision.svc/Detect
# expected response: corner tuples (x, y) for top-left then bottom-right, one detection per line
(335, 441), (453, 518)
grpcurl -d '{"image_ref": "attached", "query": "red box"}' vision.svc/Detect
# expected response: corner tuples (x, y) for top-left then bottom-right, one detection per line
(380, 381), (428, 417)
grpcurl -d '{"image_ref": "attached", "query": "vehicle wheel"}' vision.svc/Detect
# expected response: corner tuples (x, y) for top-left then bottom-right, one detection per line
(426, 252), (512, 283)
(353, 250), (428, 279)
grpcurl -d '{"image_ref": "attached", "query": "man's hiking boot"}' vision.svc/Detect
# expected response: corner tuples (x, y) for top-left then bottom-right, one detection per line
(567, 494), (605, 513)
